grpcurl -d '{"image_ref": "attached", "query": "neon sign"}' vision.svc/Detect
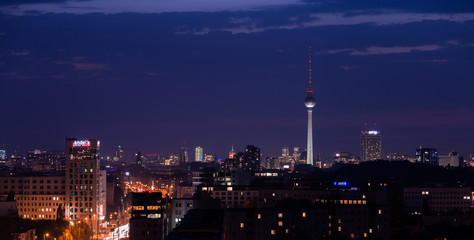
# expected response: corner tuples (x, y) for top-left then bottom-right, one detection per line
(333, 181), (348, 187)
(73, 140), (91, 147)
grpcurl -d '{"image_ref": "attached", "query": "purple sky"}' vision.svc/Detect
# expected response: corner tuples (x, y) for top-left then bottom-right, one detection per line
(0, 0), (473, 160)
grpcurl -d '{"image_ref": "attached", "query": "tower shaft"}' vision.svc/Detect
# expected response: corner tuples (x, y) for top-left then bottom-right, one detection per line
(307, 109), (313, 165)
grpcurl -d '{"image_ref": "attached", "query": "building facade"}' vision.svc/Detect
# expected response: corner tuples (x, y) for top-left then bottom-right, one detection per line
(415, 148), (438, 166)
(65, 138), (100, 221)
(360, 130), (382, 161)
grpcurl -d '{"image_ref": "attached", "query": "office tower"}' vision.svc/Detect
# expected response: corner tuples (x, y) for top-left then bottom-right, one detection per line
(113, 145), (123, 162)
(229, 146), (236, 159)
(180, 145), (189, 165)
(65, 138), (100, 222)
(282, 147), (290, 161)
(0, 149), (5, 160)
(415, 148), (438, 166)
(195, 146), (203, 162)
(304, 46), (316, 166)
(360, 130), (382, 161)
(264, 156), (281, 170)
(135, 151), (143, 165)
(293, 147), (300, 161)
(130, 192), (166, 240)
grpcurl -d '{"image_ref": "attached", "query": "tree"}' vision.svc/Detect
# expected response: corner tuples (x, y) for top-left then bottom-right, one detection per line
(70, 222), (93, 240)
(7, 190), (15, 201)
(56, 204), (65, 221)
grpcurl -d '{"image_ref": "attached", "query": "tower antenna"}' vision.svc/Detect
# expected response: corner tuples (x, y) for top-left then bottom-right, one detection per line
(308, 45), (312, 92)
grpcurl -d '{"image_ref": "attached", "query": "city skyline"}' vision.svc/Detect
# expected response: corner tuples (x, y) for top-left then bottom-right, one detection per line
(0, 0), (473, 159)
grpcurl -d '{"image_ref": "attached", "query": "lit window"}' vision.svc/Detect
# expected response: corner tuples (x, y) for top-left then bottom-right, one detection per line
(257, 214), (261, 219)
(378, 209), (382, 215)
(240, 223), (244, 228)
(302, 212), (306, 218)
(338, 226), (341, 232)
(271, 230), (276, 235)
(278, 221), (283, 226)
(278, 213), (283, 218)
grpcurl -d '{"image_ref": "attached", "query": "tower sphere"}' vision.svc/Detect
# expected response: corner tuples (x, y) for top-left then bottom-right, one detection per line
(305, 95), (316, 108)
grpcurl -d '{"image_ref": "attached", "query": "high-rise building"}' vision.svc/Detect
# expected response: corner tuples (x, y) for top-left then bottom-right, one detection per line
(223, 145), (261, 172)
(292, 147), (300, 161)
(195, 146), (203, 162)
(229, 146), (236, 159)
(0, 150), (5, 160)
(304, 46), (316, 166)
(65, 138), (100, 222)
(135, 151), (143, 165)
(179, 146), (189, 165)
(360, 130), (382, 161)
(113, 145), (123, 162)
(130, 192), (166, 240)
(415, 148), (438, 166)
(282, 147), (290, 161)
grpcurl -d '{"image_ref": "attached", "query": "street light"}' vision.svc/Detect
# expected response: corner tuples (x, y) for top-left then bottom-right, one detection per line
(43, 233), (49, 240)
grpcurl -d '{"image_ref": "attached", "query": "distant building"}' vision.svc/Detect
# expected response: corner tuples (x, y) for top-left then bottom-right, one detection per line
(0, 150), (5, 160)
(179, 146), (189, 165)
(113, 145), (123, 162)
(415, 148), (438, 166)
(386, 152), (407, 161)
(438, 151), (462, 167)
(135, 151), (143, 165)
(282, 147), (290, 161)
(333, 152), (358, 164)
(195, 146), (203, 162)
(292, 147), (300, 162)
(130, 192), (166, 240)
(27, 150), (65, 172)
(264, 157), (281, 170)
(229, 146), (236, 159)
(204, 154), (216, 162)
(360, 130), (382, 161)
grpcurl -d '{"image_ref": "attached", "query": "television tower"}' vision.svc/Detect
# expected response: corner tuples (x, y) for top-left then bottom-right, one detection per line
(304, 46), (316, 166)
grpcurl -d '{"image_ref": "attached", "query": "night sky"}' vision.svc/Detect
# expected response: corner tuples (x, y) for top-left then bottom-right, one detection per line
(1, 0), (473, 160)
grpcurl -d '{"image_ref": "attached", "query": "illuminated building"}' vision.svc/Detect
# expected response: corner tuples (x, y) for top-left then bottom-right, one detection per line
(65, 138), (100, 221)
(415, 147), (438, 166)
(195, 146), (203, 162)
(130, 192), (166, 240)
(438, 151), (462, 167)
(179, 145), (189, 165)
(0, 150), (5, 160)
(113, 145), (123, 162)
(134, 151), (143, 165)
(360, 130), (382, 161)
(229, 146), (236, 159)
(304, 46), (316, 166)
(0, 175), (66, 220)
(292, 147), (300, 162)
(282, 147), (290, 162)
(27, 150), (66, 172)
(334, 152), (358, 164)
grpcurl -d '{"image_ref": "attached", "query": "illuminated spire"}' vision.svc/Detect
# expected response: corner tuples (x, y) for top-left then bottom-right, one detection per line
(308, 45), (312, 91)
